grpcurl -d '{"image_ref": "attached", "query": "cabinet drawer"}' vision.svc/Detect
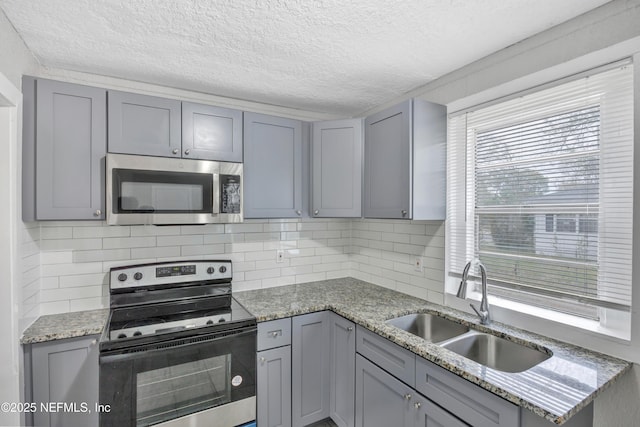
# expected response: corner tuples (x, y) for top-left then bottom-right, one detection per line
(415, 357), (519, 427)
(258, 318), (292, 351)
(356, 326), (416, 387)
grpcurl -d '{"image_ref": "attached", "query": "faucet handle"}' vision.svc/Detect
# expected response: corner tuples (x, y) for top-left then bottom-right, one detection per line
(470, 303), (490, 325)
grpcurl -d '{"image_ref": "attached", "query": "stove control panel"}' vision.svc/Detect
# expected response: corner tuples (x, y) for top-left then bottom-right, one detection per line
(110, 260), (233, 290)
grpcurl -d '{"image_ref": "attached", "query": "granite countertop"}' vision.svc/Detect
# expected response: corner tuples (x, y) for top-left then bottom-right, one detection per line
(19, 278), (631, 425)
(21, 309), (109, 344)
(233, 278), (632, 425)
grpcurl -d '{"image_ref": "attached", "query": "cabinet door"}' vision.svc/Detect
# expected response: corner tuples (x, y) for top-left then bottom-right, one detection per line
(415, 398), (468, 427)
(182, 102), (243, 162)
(244, 112), (303, 218)
(329, 314), (356, 427)
(292, 312), (330, 426)
(257, 346), (292, 427)
(30, 336), (99, 427)
(35, 79), (106, 220)
(364, 100), (412, 219)
(355, 354), (413, 427)
(108, 90), (181, 157)
(311, 119), (362, 218)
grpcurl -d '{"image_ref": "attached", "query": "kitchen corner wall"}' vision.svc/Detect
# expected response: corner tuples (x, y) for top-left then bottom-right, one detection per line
(350, 219), (445, 304)
(22, 218), (446, 317)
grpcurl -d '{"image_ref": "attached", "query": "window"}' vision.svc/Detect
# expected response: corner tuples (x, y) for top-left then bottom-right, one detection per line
(447, 61), (633, 332)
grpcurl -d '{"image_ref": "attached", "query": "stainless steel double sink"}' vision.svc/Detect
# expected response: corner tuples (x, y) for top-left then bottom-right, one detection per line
(386, 313), (551, 373)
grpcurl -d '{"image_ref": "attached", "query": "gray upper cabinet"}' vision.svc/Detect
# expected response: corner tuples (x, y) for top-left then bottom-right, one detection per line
(182, 102), (243, 162)
(22, 77), (106, 221)
(108, 90), (181, 157)
(364, 99), (446, 220)
(364, 100), (411, 219)
(312, 119), (362, 218)
(244, 112), (303, 218)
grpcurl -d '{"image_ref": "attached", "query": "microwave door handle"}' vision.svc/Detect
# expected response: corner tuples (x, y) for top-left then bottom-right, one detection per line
(212, 173), (220, 215)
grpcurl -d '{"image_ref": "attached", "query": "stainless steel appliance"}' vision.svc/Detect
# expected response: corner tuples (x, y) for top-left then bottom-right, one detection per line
(99, 260), (256, 427)
(106, 153), (243, 225)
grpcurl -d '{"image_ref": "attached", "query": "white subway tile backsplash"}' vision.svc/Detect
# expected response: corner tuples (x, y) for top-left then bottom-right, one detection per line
(73, 248), (131, 263)
(73, 226), (131, 239)
(157, 235), (203, 247)
(180, 244), (225, 256)
(131, 246), (181, 259)
(103, 236), (156, 249)
(40, 238), (103, 251)
(23, 217), (447, 316)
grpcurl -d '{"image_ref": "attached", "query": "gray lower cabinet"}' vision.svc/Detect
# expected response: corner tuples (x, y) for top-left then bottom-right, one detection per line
(355, 355), (466, 427)
(257, 318), (292, 427)
(292, 312), (330, 426)
(258, 346), (292, 427)
(22, 77), (106, 221)
(243, 112), (304, 218)
(328, 313), (356, 427)
(108, 90), (182, 158)
(415, 357), (519, 427)
(363, 99), (446, 220)
(25, 335), (99, 427)
(182, 102), (243, 162)
(311, 119), (362, 218)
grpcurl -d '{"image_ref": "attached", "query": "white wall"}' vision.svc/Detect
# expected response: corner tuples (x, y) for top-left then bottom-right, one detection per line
(0, 9), (39, 427)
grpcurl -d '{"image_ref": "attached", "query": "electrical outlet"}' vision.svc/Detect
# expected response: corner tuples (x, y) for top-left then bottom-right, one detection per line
(276, 250), (284, 263)
(414, 257), (424, 272)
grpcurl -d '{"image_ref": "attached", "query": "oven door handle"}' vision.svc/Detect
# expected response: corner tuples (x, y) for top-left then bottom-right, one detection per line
(212, 172), (220, 215)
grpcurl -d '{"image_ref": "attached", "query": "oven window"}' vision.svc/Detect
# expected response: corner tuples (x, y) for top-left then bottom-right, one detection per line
(113, 169), (213, 214)
(136, 355), (231, 426)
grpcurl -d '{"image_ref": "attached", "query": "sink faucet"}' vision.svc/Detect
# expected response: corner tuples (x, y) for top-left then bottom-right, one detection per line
(456, 260), (491, 325)
(470, 262), (491, 325)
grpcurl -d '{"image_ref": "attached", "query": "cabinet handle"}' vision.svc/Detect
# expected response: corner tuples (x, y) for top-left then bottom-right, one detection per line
(271, 331), (279, 337)
(347, 326), (353, 332)
(414, 402), (421, 409)
(313, 210), (319, 216)
(260, 357), (266, 364)
(404, 394), (411, 400)
(184, 149), (191, 155)
(172, 148), (179, 155)
(91, 339), (97, 345)
(401, 210), (407, 216)
(296, 210), (302, 216)
(93, 209), (102, 217)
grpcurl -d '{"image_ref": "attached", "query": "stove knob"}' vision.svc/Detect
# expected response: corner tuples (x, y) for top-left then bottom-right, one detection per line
(117, 273), (128, 282)
(134, 272), (143, 281)
(117, 333), (127, 339)
(219, 266), (227, 274)
(207, 267), (215, 274)
(206, 319), (214, 325)
(218, 318), (226, 323)
(133, 331), (142, 337)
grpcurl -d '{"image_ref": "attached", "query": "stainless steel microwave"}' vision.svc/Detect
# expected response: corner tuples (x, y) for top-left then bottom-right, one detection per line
(106, 153), (243, 225)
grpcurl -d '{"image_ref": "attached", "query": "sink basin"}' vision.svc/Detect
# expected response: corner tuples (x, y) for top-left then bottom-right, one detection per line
(386, 313), (469, 343)
(441, 332), (551, 373)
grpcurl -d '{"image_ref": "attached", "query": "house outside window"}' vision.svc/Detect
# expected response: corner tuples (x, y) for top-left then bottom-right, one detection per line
(447, 61), (634, 337)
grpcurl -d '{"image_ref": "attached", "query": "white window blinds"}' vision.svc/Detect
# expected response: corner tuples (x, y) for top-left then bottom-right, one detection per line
(447, 61), (634, 316)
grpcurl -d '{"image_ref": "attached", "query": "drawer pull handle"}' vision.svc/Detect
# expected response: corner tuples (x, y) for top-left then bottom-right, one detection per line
(404, 394), (411, 400)
(347, 326), (354, 332)
(414, 402), (421, 409)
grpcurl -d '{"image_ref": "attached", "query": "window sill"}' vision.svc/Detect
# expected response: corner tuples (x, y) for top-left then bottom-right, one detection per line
(445, 291), (631, 344)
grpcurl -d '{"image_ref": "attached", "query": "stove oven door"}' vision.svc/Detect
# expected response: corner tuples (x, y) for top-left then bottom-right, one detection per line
(99, 325), (256, 427)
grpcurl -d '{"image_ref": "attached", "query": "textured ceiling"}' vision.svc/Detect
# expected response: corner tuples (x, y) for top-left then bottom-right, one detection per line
(1, 0), (611, 116)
